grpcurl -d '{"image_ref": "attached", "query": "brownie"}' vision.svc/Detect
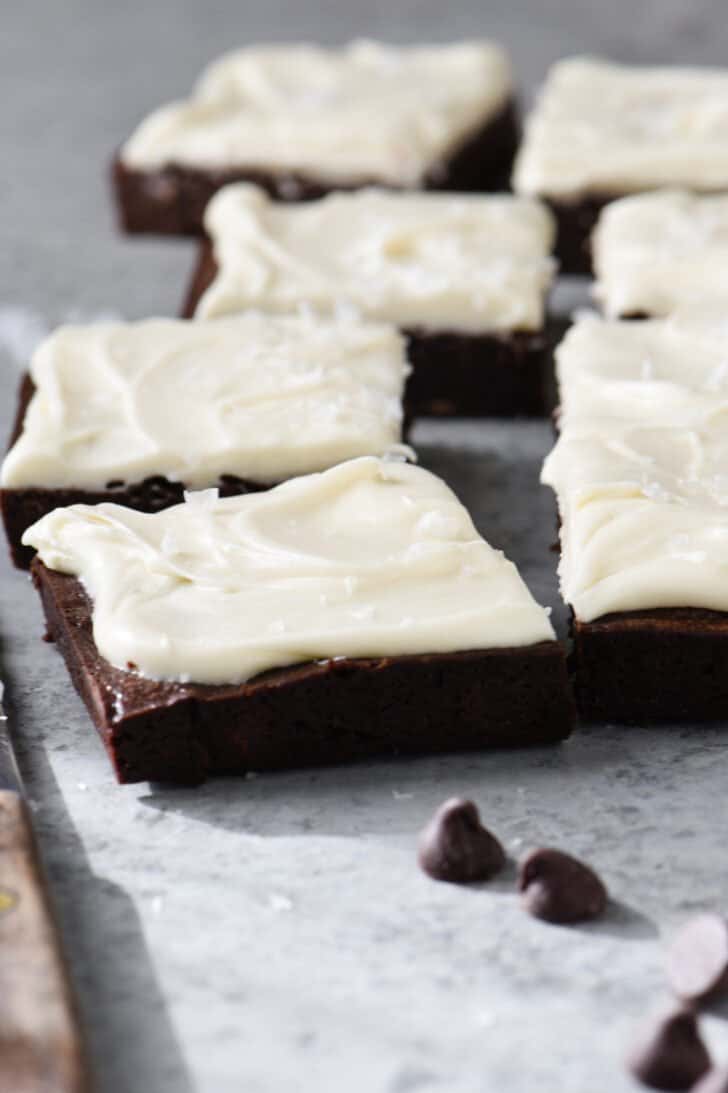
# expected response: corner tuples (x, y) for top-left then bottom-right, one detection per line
(543, 312), (728, 723)
(112, 99), (519, 237)
(32, 559), (574, 785)
(0, 376), (266, 570)
(182, 242), (553, 418)
(571, 607), (728, 724)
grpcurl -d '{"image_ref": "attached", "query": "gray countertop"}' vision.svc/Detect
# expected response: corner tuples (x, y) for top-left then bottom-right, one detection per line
(3, 3), (728, 1090)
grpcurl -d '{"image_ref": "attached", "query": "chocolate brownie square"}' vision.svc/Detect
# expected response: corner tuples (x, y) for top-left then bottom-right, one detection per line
(25, 458), (574, 783)
(542, 313), (728, 723)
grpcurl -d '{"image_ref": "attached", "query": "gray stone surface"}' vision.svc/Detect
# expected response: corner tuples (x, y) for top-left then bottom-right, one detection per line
(3, 3), (728, 1090)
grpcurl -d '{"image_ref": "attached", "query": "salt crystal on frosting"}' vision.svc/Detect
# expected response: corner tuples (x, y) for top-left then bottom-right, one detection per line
(184, 488), (220, 508)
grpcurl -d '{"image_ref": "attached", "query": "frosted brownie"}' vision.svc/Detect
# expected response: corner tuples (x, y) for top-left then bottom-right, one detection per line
(183, 185), (557, 416)
(25, 458), (574, 784)
(593, 190), (728, 318)
(113, 40), (519, 235)
(542, 313), (728, 723)
(514, 58), (728, 272)
(1, 314), (409, 568)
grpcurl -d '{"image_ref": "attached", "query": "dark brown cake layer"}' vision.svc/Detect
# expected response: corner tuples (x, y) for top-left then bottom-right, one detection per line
(112, 99), (520, 236)
(1, 374), (267, 569)
(572, 607), (728, 724)
(182, 243), (553, 417)
(403, 328), (549, 417)
(32, 560), (574, 784)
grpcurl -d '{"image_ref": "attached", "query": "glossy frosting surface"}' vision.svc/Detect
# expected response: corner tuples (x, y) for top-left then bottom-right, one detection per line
(25, 458), (556, 684)
(122, 40), (511, 185)
(542, 314), (728, 620)
(554, 313), (728, 428)
(197, 184), (555, 333)
(2, 315), (408, 489)
(593, 189), (728, 317)
(514, 57), (728, 200)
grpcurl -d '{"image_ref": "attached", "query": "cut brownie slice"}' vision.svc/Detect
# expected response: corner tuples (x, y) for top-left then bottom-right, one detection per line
(513, 58), (728, 273)
(593, 190), (728, 318)
(182, 185), (557, 417)
(542, 313), (728, 723)
(113, 40), (519, 236)
(1, 314), (409, 568)
(25, 457), (574, 784)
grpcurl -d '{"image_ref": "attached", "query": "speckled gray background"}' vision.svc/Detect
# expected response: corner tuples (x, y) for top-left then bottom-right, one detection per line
(3, 3), (728, 1091)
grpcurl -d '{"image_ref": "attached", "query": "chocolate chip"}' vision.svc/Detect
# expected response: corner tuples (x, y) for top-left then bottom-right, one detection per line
(666, 914), (728, 1004)
(517, 847), (607, 923)
(627, 1009), (711, 1091)
(417, 798), (505, 883)
(691, 1067), (728, 1093)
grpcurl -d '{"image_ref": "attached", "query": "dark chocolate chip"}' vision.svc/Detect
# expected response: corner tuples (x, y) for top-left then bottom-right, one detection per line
(417, 798), (505, 884)
(627, 1009), (711, 1091)
(691, 1067), (728, 1093)
(517, 847), (607, 923)
(666, 914), (728, 1004)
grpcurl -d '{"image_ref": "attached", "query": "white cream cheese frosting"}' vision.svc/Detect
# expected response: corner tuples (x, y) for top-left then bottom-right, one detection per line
(1, 314), (409, 490)
(542, 313), (728, 621)
(554, 312), (728, 429)
(514, 57), (728, 201)
(24, 457), (556, 685)
(196, 185), (556, 333)
(121, 40), (512, 186)
(543, 423), (728, 622)
(593, 190), (728, 317)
